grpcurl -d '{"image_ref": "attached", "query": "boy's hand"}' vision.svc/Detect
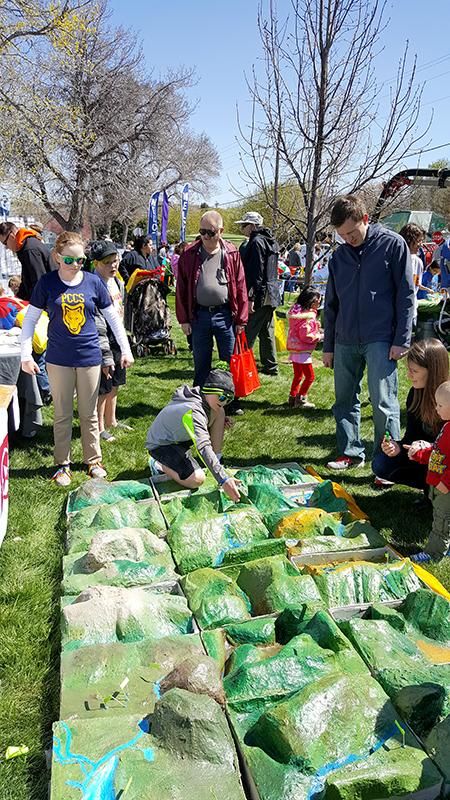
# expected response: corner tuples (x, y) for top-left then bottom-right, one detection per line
(222, 477), (241, 503)
(403, 440), (430, 460)
(21, 359), (40, 375)
(322, 352), (333, 368)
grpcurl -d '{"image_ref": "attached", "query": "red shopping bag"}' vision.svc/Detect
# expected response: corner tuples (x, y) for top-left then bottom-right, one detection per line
(230, 332), (261, 398)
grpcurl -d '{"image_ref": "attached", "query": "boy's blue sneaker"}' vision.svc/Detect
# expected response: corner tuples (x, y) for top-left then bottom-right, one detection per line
(411, 550), (450, 563)
(410, 551), (432, 564)
(148, 456), (163, 477)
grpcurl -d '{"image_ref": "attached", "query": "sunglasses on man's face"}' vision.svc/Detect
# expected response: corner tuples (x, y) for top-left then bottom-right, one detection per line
(199, 228), (217, 238)
(61, 256), (86, 266)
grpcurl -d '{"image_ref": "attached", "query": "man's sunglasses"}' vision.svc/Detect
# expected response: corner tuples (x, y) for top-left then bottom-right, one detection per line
(199, 228), (217, 238)
(61, 256), (86, 266)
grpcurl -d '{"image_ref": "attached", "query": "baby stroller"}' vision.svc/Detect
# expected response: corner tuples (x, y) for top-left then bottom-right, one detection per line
(433, 290), (450, 349)
(125, 277), (177, 357)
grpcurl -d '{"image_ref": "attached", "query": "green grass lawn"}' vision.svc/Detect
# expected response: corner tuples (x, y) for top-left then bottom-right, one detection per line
(0, 301), (449, 799)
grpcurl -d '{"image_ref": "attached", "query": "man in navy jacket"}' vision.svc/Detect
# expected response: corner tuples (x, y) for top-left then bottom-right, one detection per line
(323, 194), (414, 471)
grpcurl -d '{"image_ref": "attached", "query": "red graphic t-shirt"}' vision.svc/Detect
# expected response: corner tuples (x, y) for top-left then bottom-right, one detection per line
(413, 421), (450, 490)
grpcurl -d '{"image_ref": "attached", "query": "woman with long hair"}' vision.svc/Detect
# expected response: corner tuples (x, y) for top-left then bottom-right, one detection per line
(372, 338), (449, 495)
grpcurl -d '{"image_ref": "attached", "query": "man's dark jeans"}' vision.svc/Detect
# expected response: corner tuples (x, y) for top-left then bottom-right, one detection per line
(191, 304), (235, 387)
(33, 348), (50, 398)
(246, 305), (278, 374)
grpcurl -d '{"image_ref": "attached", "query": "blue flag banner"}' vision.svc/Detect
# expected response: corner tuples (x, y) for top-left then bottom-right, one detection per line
(160, 190), (169, 243)
(148, 191), (160, 243)
(180, 183), (189, 242)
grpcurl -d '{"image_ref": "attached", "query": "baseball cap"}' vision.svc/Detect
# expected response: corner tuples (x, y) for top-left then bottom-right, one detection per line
(202, 368), (235, 400)
(234, 211), (264, 226)
(89, 239), (118, 261)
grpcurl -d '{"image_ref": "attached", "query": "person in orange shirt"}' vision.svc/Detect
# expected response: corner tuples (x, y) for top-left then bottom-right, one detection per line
(0, 221), (54, 300)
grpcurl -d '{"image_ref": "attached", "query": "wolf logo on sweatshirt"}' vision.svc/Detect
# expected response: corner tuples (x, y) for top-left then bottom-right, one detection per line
(61, 293), (86, 335)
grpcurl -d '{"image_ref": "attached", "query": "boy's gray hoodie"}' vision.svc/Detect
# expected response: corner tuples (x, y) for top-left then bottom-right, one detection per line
(323, 223), (414, 352)
(145, 385), (228, 485)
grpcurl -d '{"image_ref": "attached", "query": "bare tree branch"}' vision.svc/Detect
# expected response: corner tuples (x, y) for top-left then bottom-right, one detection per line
(0, 2), (220, 231)
(237, 0), (430, 279)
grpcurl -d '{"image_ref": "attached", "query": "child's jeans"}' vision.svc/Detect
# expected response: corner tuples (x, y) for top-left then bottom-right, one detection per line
(426, 486), (450, 558)
(290, 362), (314, 397)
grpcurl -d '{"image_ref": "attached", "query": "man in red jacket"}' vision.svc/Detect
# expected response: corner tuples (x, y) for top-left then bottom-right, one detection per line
(176, 211), (248, 387)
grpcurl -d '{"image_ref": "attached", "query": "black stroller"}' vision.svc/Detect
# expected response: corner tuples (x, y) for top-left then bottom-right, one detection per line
(125, 278), (177, 357)
(433, 290), (450, 350)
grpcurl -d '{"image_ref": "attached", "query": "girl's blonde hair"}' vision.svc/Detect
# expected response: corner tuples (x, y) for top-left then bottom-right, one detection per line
(435, 380), (450, 402)
(54, 231), (84, 255)
(408, 338), (449, 434)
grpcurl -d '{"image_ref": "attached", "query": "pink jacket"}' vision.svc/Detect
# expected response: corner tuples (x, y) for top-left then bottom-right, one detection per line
(287, 305), (322, 353)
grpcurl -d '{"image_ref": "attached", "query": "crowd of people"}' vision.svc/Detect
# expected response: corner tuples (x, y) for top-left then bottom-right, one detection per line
(1, 193), (450, 562)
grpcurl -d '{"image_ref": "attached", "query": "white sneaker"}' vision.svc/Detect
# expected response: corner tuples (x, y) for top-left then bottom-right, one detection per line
(88, 463), (107, 479)
(51, 465), (72, 487)
(374, 476), (394, 488)
(299, 396), (315, 408)
(326, 456), (365, 470)
(148, 456), (164, 476)
(100, 430), (116, 442)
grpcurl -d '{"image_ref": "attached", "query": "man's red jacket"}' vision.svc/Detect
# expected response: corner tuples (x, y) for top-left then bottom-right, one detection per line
(175, 239), (248, 326)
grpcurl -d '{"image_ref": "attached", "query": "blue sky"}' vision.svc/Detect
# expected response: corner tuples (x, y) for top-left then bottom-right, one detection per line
(110, 0), (450, 205)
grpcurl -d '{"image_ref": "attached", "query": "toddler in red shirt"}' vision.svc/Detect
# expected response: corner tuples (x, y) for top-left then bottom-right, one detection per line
(408, 379), (450, 561)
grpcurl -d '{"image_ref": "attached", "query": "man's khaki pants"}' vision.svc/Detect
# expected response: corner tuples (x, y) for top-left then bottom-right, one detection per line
(47, 364), (102, 466)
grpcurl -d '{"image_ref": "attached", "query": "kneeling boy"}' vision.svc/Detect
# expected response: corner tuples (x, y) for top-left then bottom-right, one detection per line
(146, 368), (240, 502)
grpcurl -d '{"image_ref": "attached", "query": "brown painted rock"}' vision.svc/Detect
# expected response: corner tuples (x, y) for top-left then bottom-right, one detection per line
(160, 655), (225, 704)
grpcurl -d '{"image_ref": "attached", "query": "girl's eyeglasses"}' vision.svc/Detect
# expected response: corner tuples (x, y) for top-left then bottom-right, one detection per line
(61, 256), (86, 266)
(218, 392), (234, 404)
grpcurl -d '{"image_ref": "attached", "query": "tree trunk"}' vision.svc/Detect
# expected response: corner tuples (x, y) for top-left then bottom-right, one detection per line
(68, 164), (88, 231)
(305, 210), (316, 285)
(67, 190), (84, 231)
(122, 223), (129, 247)
(272, 131), (280, 235)
(304, 12), (330, 282)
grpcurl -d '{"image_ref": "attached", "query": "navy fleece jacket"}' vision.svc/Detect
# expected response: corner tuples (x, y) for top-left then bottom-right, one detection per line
(323, 224), (414, 352)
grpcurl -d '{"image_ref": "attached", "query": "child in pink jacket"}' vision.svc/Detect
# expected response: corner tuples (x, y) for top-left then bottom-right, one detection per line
(287, 286), (323, 408)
